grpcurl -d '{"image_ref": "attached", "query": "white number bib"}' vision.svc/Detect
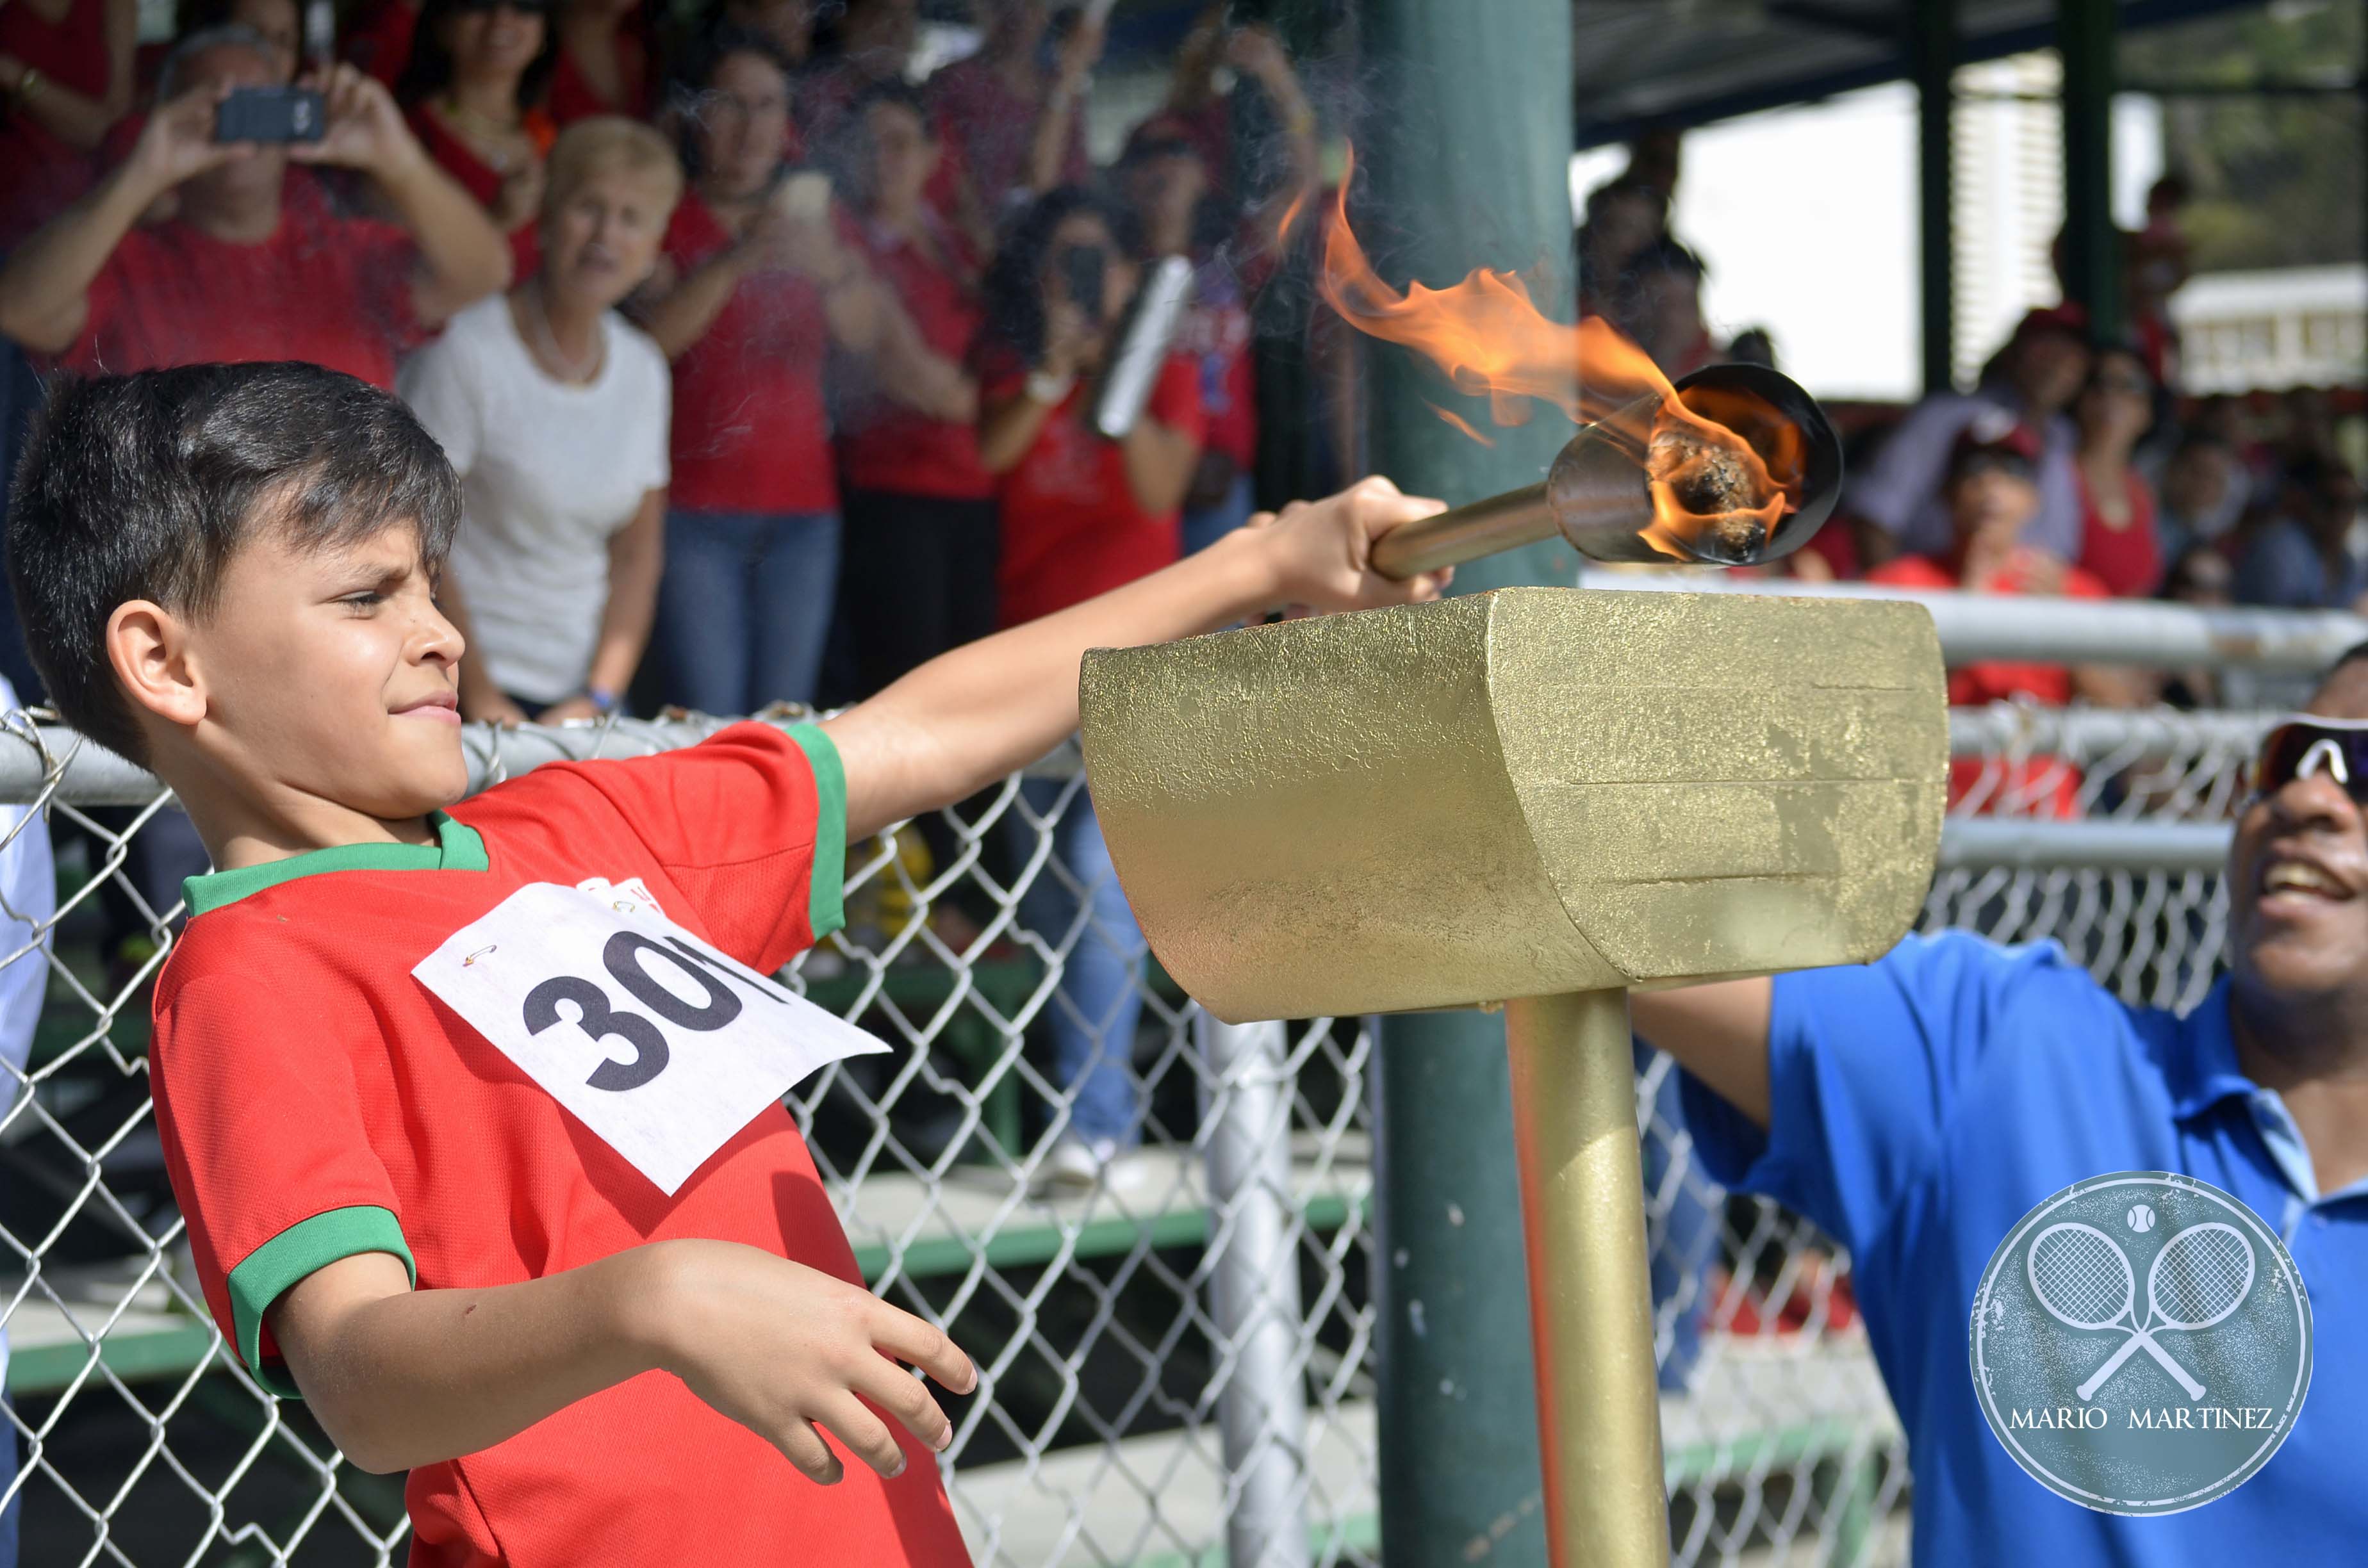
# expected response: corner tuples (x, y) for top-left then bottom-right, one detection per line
(413, 881), (885, 1194)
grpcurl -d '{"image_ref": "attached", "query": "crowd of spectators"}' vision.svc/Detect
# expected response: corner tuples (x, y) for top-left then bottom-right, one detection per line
(0, 0), (1328, 1195)
(0, 0), (1322, 723)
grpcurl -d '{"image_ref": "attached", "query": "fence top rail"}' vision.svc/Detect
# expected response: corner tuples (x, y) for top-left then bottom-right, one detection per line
(1579, 570), (2368, 673)
(0, 702), (2283, 805)
(0, 710), (1086, 807)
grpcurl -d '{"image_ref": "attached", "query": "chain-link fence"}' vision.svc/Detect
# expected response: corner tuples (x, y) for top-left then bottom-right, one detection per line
(0, 692), (2272, 1567)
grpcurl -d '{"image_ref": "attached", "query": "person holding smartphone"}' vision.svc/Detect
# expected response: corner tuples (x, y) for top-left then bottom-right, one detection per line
(636, 27), (891, 714)
(396, 0), (560, 281)
(923, 0), (1101, 224)
(975, 185), (1203, 1191)
(828, 80), (994, 699)
(0, 26), (507, 387)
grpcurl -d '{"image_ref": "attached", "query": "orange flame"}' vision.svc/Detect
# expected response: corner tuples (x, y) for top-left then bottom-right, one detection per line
(1275, 179), (1314, 246)
(1426, 402), (1497, 448)
(1315, 155), (1798, 560)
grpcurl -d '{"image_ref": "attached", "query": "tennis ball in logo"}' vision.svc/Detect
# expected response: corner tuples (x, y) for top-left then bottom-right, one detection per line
(1970, 1172), (2311, 1516)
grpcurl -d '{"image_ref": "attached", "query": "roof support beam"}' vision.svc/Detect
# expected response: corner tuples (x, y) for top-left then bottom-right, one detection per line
(1913, 0), (1959, 392)
(2059, 0), (2122, 341)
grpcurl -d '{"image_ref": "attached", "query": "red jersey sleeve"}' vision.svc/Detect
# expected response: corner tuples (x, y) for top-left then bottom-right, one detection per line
(1147, 350), (1207, 445)
(562, 721), (846, 974)
(149, 968), (415, 1398)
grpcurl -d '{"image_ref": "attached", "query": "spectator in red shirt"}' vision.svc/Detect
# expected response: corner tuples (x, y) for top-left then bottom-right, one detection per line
(923, 0), (1098, 230)
(793, 0), (910, 141)
(828, 81), (997, 697)
(1114, 120), (1246, 557)
(397, 0), (559, 280)
(1115, 37), (1313, 557)
(1868, 414), (2144, 816)
(546, 0), (645, 123)
(0, 0), (136, 249)
(0, 32), (509, 388)
(636, 28), (892, 712)
(2071, 341), (2164, 598)
(976, 186), (1204, 1189)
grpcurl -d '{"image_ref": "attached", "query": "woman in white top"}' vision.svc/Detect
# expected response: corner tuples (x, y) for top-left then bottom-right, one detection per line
(400, 115), (681, 724)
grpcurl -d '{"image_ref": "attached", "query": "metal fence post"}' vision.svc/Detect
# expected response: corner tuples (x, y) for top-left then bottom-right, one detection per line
(1199, 1011), (1313, 1568)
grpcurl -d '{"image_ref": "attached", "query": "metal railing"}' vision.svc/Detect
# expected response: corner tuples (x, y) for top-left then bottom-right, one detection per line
(0, 673), (2269, 1567)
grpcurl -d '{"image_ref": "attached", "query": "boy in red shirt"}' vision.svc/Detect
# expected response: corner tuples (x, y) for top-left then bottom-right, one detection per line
(4, 361), (1446, 1565)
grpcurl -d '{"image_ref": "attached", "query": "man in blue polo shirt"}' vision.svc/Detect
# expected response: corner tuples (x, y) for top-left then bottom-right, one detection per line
(1632, 651), (2368, 1562)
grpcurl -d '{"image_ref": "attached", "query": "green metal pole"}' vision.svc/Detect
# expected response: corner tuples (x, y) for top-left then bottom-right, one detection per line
(1356, 2), (1573, 1564)
(2058, 0), (2121, 340)
(1913, 0), (1959, 393)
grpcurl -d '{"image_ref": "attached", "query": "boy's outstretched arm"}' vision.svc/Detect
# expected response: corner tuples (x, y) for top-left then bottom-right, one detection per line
(823, 477), (1451, 840)
(271, 1239), (976, 1479)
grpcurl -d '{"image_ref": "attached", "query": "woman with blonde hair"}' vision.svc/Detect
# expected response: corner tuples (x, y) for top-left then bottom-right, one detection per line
(400, 116), (684, 724)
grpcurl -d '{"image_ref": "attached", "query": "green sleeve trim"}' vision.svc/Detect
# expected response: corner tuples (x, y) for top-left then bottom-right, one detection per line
(184, 812), (486, 916)
(228, 1206), (415, 1399)
(786, 723), (847, 943)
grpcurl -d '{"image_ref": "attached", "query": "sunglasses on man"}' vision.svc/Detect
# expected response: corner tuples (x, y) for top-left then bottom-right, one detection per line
(2251, 716), (2368, 803)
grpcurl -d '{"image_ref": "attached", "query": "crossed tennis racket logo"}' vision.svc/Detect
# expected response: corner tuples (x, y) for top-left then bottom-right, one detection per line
(2027, 1220), (2257, 1401)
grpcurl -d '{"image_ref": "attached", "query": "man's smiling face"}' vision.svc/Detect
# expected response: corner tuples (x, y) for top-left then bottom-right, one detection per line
(2228, 659), (2368, 1007)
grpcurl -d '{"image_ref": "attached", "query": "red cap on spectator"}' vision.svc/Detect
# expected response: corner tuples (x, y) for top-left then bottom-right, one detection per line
(1948, 408), (2043, 482)
(2012, 302), (2091, 346)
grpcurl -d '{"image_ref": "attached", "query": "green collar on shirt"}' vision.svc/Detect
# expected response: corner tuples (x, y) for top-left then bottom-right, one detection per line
(182, 811), (489, 917)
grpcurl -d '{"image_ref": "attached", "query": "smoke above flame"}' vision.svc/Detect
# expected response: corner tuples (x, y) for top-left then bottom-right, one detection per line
(1314, 158), (1803, 560)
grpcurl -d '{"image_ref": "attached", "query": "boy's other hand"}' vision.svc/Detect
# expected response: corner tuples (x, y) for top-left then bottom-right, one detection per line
(637, 1239), (978, 1485)
(1250, 475), (1454, 616)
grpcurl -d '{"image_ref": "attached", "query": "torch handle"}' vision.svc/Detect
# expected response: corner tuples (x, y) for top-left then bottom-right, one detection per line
(1369, 480), (1558, 581)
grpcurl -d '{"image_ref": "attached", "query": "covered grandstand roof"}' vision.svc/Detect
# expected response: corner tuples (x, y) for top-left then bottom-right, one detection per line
(1570, 0), (2265, 145)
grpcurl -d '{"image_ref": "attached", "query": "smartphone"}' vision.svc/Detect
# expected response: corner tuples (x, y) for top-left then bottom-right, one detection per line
(1059, 244), (1106, 324)
(771, 169), (833, 226)
(215, 86), (325, 143)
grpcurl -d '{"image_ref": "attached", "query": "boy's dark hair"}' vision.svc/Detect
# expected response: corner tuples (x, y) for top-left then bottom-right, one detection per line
(6, 363), (461, 765)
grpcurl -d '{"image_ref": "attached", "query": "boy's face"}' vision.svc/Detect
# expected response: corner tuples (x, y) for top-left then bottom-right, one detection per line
(179, 523), (468, 824)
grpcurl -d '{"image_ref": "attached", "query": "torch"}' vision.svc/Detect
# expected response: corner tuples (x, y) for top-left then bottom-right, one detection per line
(1076, 391), (1944, 1565)
(1369, 361), (1845, 578)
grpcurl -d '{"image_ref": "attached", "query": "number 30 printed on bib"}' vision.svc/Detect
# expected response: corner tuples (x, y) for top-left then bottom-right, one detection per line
(413, 881), (886, 1193)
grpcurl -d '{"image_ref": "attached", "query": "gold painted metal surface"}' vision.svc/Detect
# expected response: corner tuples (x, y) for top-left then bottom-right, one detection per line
(1078, 586), (1947, 1024)
(1506, 990), (1670, 1568)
